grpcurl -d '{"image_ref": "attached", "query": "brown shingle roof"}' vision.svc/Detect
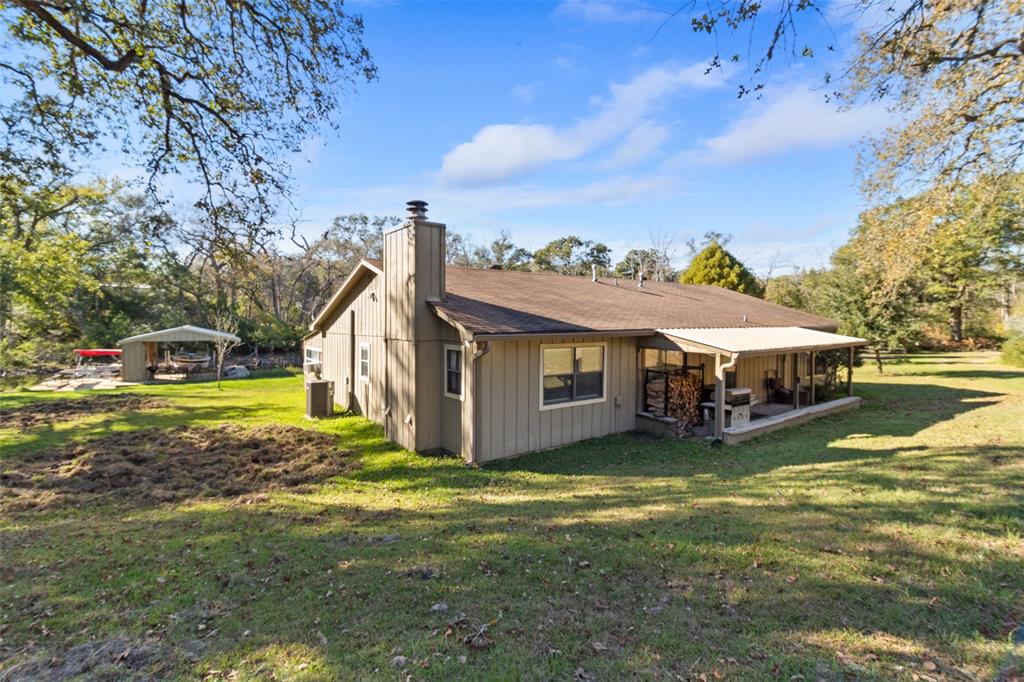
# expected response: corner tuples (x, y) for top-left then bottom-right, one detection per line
(433, 267), (837, 337)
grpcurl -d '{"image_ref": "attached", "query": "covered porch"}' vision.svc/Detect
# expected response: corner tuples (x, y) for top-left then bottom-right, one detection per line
(638, 327), (867, 443)
(118, 325), (240, 383)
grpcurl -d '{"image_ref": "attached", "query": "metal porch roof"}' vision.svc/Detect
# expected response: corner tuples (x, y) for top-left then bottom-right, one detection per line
(657, 326), (867, 357)
(117, 325), (240, 345)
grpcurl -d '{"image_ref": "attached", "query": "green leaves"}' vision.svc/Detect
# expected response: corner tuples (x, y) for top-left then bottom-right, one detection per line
(532, 236), (612, 277)
(678, 241), (763, 297)
(766, 175), (1024, 347)
(1, 0), (376, 234)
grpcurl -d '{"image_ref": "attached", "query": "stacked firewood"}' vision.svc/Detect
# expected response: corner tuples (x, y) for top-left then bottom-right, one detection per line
(645, 376), (667, 416)
(667, 372), (702, 426)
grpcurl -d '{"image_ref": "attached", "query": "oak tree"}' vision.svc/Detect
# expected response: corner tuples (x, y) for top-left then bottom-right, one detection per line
(1, 0), (376, 233)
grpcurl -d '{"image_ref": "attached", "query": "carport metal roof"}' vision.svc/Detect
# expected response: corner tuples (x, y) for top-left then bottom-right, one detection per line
(118, 325), (240, 345)
(657, 326), (867, 358)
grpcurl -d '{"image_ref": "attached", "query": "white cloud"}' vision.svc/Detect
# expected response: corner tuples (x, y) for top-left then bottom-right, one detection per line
(601, 123), (670, 169)
(556, 0), (664, 23)
(440, 62), (727, 185)
(689, 87), (889, 166)
(297, 173), (684, 234)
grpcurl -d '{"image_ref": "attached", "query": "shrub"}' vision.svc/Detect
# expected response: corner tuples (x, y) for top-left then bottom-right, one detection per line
(1001, 336), (1024, 367)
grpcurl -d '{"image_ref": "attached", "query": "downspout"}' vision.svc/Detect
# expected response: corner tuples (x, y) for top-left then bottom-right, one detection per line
(720, 353), (739, 373)
(714, 352), (740, 442)
(469, 340), (490, 465)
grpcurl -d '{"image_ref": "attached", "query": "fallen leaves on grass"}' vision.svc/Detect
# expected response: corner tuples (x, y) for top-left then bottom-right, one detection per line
(445, 614), (496, 650)
(1, 424), (354, 510)
(0, 394), (169, 431)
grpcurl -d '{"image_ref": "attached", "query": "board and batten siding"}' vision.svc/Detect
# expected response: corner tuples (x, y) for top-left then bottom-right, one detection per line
(731, 354), (782, 404)
(439, 326), (464, 455)
(313, 271), (385, 420)
(473, 335), (638, 463)
(121, 342), (147, 382)
(382, 219), (450, 452)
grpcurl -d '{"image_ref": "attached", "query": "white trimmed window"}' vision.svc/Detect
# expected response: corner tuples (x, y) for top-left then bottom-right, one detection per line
(541, 343), (606, 409)
(444, 344), (463, 399)
(358, 342), (370, 382)
(304, 347), (322, 374)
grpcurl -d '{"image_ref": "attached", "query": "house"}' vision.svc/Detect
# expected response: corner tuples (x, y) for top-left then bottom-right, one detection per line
(303, 201), (866, 463)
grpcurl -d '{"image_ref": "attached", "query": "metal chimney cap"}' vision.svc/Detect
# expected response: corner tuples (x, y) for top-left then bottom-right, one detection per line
(406, 200), (428, 218)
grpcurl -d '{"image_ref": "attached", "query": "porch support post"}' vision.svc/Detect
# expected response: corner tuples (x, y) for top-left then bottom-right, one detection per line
(847, 346), (854, 397)
(809, 351), (816, 405)
(714, 353), (725, 440)
(713, 352), (738, 441)
(792, 352), (799, 409)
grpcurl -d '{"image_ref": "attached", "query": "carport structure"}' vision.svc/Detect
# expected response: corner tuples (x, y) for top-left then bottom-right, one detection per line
(118, 325), (240, 382)
(654, 326), (868, 443)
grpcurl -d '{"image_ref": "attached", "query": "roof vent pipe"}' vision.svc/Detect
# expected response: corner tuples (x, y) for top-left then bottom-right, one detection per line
(406, 200), (428, 219)
(637, 272), (644, 288)
(591, 263), (597, 282)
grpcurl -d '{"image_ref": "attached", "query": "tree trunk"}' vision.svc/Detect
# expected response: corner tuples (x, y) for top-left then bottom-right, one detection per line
(874, 347), (884, 374)
(949, 303), (964, 343)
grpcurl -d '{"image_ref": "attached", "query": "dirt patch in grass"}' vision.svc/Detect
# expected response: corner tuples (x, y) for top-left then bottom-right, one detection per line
(0, 394), (169, 431)
(1, 636), (178, 681)
(1, 424), (354, 511)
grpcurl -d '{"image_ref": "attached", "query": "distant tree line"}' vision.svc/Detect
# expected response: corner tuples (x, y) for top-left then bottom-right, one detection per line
(3, 175), (1021, 374)
(763, 175), (1024, 358)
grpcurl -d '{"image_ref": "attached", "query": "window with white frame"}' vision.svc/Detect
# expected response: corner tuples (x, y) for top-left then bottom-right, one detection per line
(358, 342), (370, 381)
(304, 346), (322, 375)
(541, 344), (605, 407)
(444, 345), (463, 399)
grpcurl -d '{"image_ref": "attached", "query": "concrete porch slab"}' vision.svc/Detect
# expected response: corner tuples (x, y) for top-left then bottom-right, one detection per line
(722, 396), (862, 445)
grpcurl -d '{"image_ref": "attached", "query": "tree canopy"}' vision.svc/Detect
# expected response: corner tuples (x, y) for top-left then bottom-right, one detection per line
(765, 174), (1024, 351)
(1, 0), (375, 232)
(678, 240), (762, 296)
(614, 248), (676, 282)
(674, 0), (1023, 195)
(447, 230), (532, 271)
(532, 236), (612, 277)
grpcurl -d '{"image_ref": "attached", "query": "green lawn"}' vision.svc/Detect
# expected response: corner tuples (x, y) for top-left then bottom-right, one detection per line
(1, 354), (1022, 680)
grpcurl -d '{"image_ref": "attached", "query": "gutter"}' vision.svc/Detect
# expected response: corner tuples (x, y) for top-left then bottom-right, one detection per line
(470, 328), (657, 341)
(471, 340), (491, 362)
(719, 353), (740, 371)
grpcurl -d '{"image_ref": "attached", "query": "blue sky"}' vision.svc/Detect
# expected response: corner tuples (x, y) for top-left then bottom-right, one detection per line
(117, 0), (891, 275)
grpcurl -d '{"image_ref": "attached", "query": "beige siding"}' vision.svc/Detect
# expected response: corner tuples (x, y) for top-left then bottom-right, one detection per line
(121, 342), (147, 382)
(309, 271), (385, 420)
(440, 328), (464, 454)
(311, 220), (454, 453)
(733, 354), (784, 403)
(383, 225), (415, 449)
(474, 335), (639, 463)
(382, 220), (450, 452)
